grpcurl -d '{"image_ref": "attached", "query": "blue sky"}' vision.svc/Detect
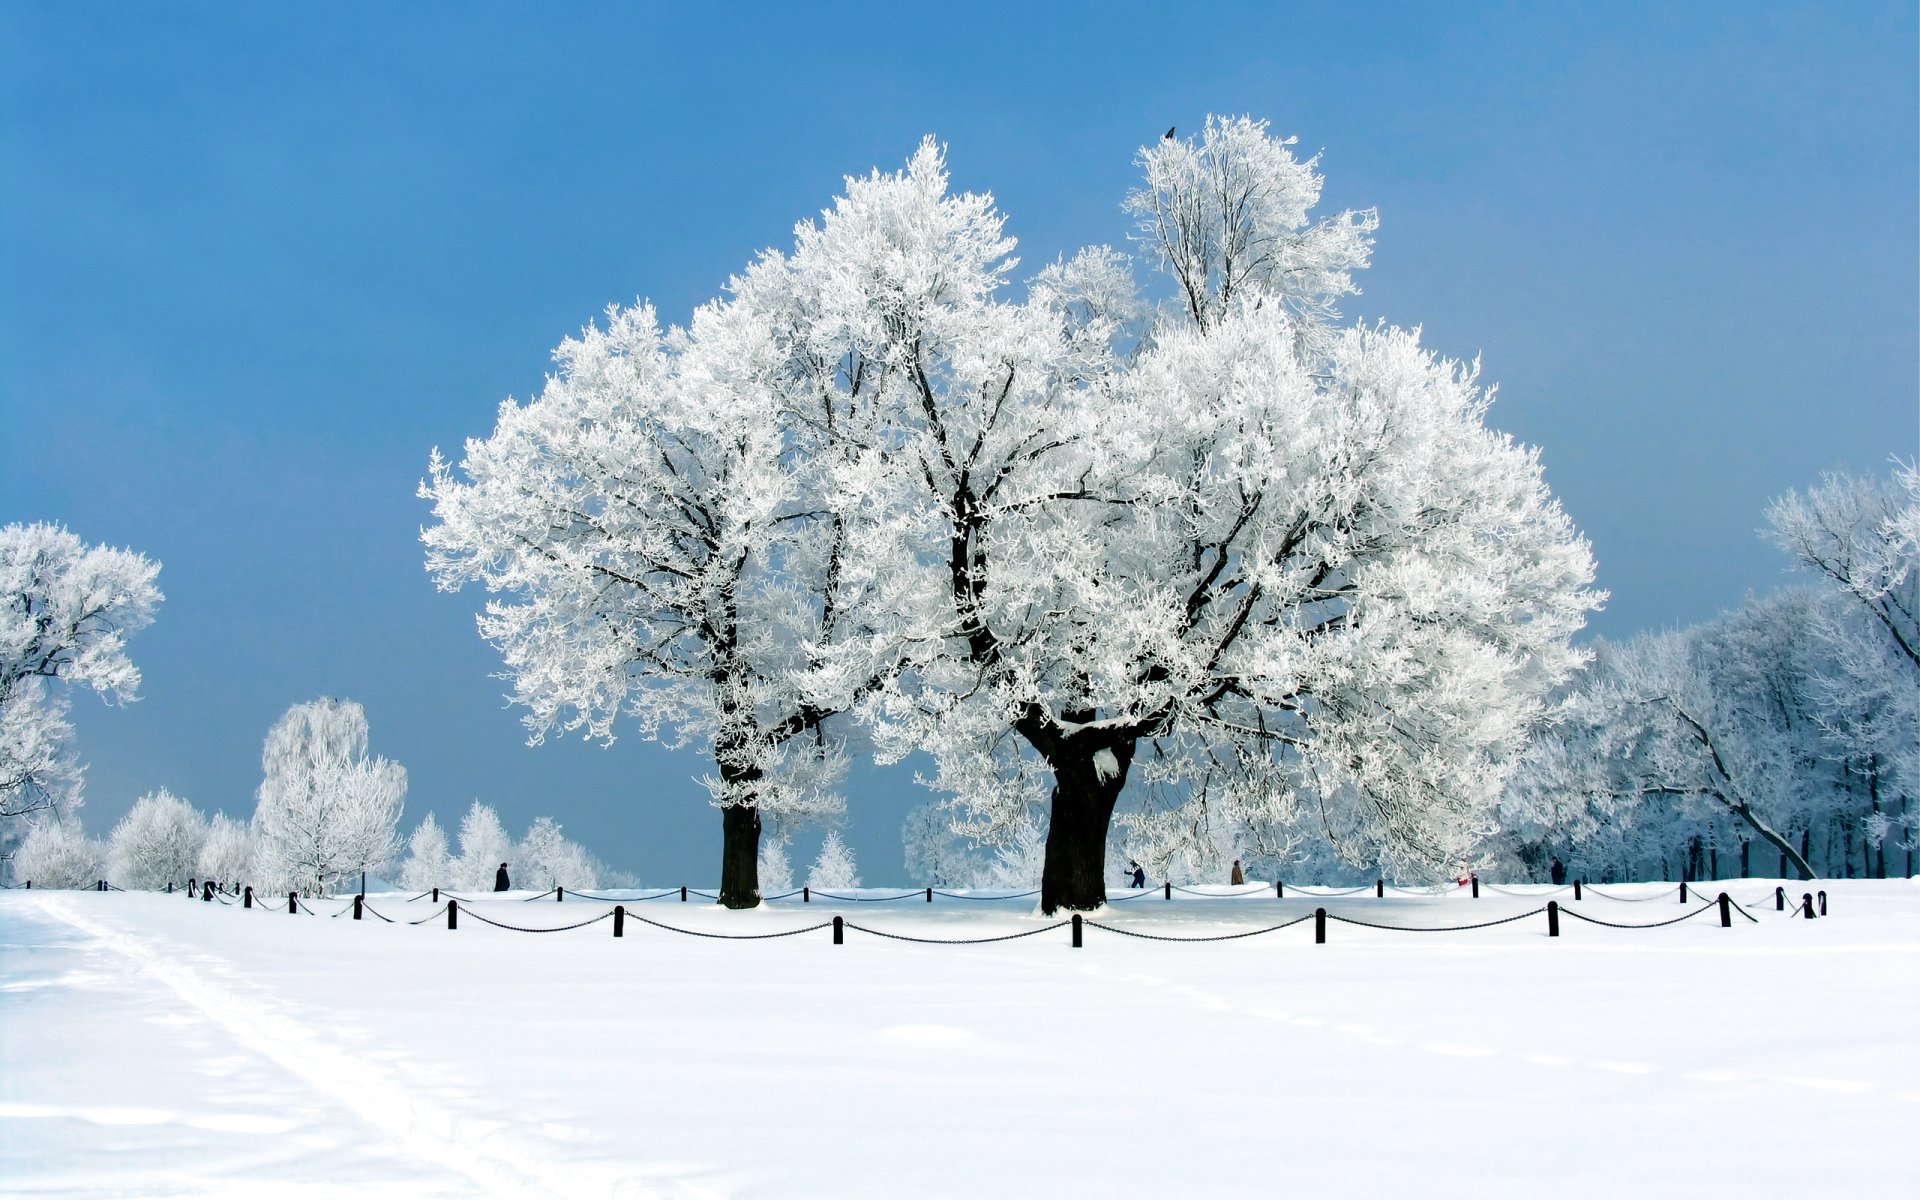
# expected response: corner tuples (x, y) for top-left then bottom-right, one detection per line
(3, 1), (1915, 883)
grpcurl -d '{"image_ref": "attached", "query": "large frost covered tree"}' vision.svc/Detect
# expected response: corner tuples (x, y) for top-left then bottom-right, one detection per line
(799, 120), (1598, 910)
(252, 698), (407, 895)
(423, 255), (875, 908)
(0, 523), (161, 867)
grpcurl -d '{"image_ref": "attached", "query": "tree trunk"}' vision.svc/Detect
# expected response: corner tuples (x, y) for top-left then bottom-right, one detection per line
(1038, 750), (1127, 915)
(1730, 801), (1815, 881)
(718, 802), (761, 909)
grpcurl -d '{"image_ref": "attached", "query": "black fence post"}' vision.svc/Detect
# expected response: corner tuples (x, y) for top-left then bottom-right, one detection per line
(243, 886), (253, 909)
(803, 886), (810, 903)
(1314, 906), (1327, 944)
(680, 885), (687, 902)
(1573, 879), (1583, 901)
(1817, 890), (1827, 917)
(1375, 878), (1384, 898)
(1717, 892), (1731, 927)
(832, 915), (843, 945)
(1470, 875), (1479, 899)
(926, 887), (933, 903)
(1775, 885), (1785, 911)
(432, 886), (440, 903)
(1679, 881), (1688, 904)
(99, 879), (107, 892)
(1276, 881), (1284, 898)
(202, 881), (213, 901)
(167, 882), (173, 894)
(352, 895), (363, 921)
(613, 905), (625, 938)
(1547, 900), (1559, 937)
(448, 899), (459, 930)
(557, 886), (566, 902)
(1800, 893), (1815, 919)
(23, 880), (30, 889)
(288, 892), (298, 915)
(188, 878), (197, 897)
(1164, 881), (1171, 900)
(1071, 914), (1083, 948)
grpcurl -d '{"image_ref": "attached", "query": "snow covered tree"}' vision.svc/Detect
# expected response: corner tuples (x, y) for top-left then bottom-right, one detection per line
(399, 813), (451, 890)
(106, 788), (207, 890)
(806, 829), (860, 890)
(423, 259), (880, 908)
(1769, 466), (1918, 868)
(802, 125), (1598, 910)
(513, 815), (603, 890)
(1, 523), (162, 864)
(251, 698), (407, 895)
(900, 804), (980, 888)
(452, 800), (512, 890)
(197, 813), (255, 887)
(12, 818), (103, 888)
(757, 833), (794, 893)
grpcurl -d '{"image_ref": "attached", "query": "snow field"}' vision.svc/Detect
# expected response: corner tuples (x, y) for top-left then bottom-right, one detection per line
(3, 880), (1916, 1198)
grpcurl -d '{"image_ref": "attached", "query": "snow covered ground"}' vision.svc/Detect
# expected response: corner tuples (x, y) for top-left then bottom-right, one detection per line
(3, 879), (1915, 1198)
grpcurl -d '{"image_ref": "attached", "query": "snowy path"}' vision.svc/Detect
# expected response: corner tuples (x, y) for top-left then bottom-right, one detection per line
(3, 881), (1916, 1197)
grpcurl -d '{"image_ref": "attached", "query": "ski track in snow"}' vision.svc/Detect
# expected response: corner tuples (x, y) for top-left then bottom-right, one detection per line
(30, 895), (722, 1200)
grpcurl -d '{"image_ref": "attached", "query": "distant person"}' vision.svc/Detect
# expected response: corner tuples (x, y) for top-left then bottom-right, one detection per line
(1230, 859), (1245, 886)
(1128, 860), (1146, 889)
(1549, 856), (1567, 887)
(494, 862), (511, 892)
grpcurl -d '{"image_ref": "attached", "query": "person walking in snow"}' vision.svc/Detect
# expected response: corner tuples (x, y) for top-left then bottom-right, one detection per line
(1128, 860), (1146, 889)
(1549, 856), (1567, 887)
(1230, 859), (1245, 886)
(494, 862), (511, 892)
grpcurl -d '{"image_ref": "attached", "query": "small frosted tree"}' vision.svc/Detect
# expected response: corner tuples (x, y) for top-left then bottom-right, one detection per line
(757, 835), (794, 893)
(453, 800), (512, 889)
(400, 813), (451, 890)
(807, 830), (860, 890)
(513, 816), (603, 890)
(13, 818), (103, 888)
(198, 814), (255, 887)
(1, 523), (162, 863)
(252, 698), (407, 895)
(107, 788), (207, 889)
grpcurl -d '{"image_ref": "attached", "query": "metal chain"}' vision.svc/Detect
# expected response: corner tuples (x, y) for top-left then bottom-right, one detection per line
(804, 890), (927, 903)
(1170, 885), (1274, 899)
(1579, 885), (1685, 903)
(627, 916), (835, 940)
(842, 920), (1072, 945)
(1081, 914), (1316, 942)
(408, 904), (451, 926)
(1325, 907), (1548, 933)
(460, 909), (616, 934)
(1557, 904), (1719, 930)
(930, 889), (1042, 900)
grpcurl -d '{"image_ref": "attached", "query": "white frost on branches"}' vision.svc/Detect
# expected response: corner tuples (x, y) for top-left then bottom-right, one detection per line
(107, 788), (207, 890)
(0, 522), (161, 857)
(806, 830), (860, 890)
(198, 813), (256, 887)
(399, 812), (450, 891)
(452, 800), (511, 889)
(251, 698), (406, 896)
(13, 819), (103, 889)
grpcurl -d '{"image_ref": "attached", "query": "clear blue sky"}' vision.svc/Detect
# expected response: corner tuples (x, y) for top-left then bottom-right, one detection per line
(4, 1), (1915, 883)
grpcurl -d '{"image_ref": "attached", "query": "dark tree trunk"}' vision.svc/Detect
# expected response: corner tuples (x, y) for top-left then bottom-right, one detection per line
(1038, 748), (1129, 915)
(718, 802), (762, 909)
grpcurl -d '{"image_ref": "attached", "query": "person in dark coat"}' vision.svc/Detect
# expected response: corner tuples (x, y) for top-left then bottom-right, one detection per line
(1128, 860), (1146, 889)
(1230, 859), (1246, 886)
(494, 862), (511, 892)
(1548, 856), (1567, 886)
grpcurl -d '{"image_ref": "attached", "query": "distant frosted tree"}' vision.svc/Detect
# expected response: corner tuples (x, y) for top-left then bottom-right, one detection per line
(399, 813), (451, 890)
(806, 830), (860, 890)
(13, 819), (103, 888)
(901, 804), (980, 888)
(757, 835), (794, 893)
(513, 815), (603, 890)
(252, 698), (407, 895)
(453, 800), (512, 889)
(197, 814), (255, 887)
(1, 523), (162, 862)
(107, 788), (207, 889)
